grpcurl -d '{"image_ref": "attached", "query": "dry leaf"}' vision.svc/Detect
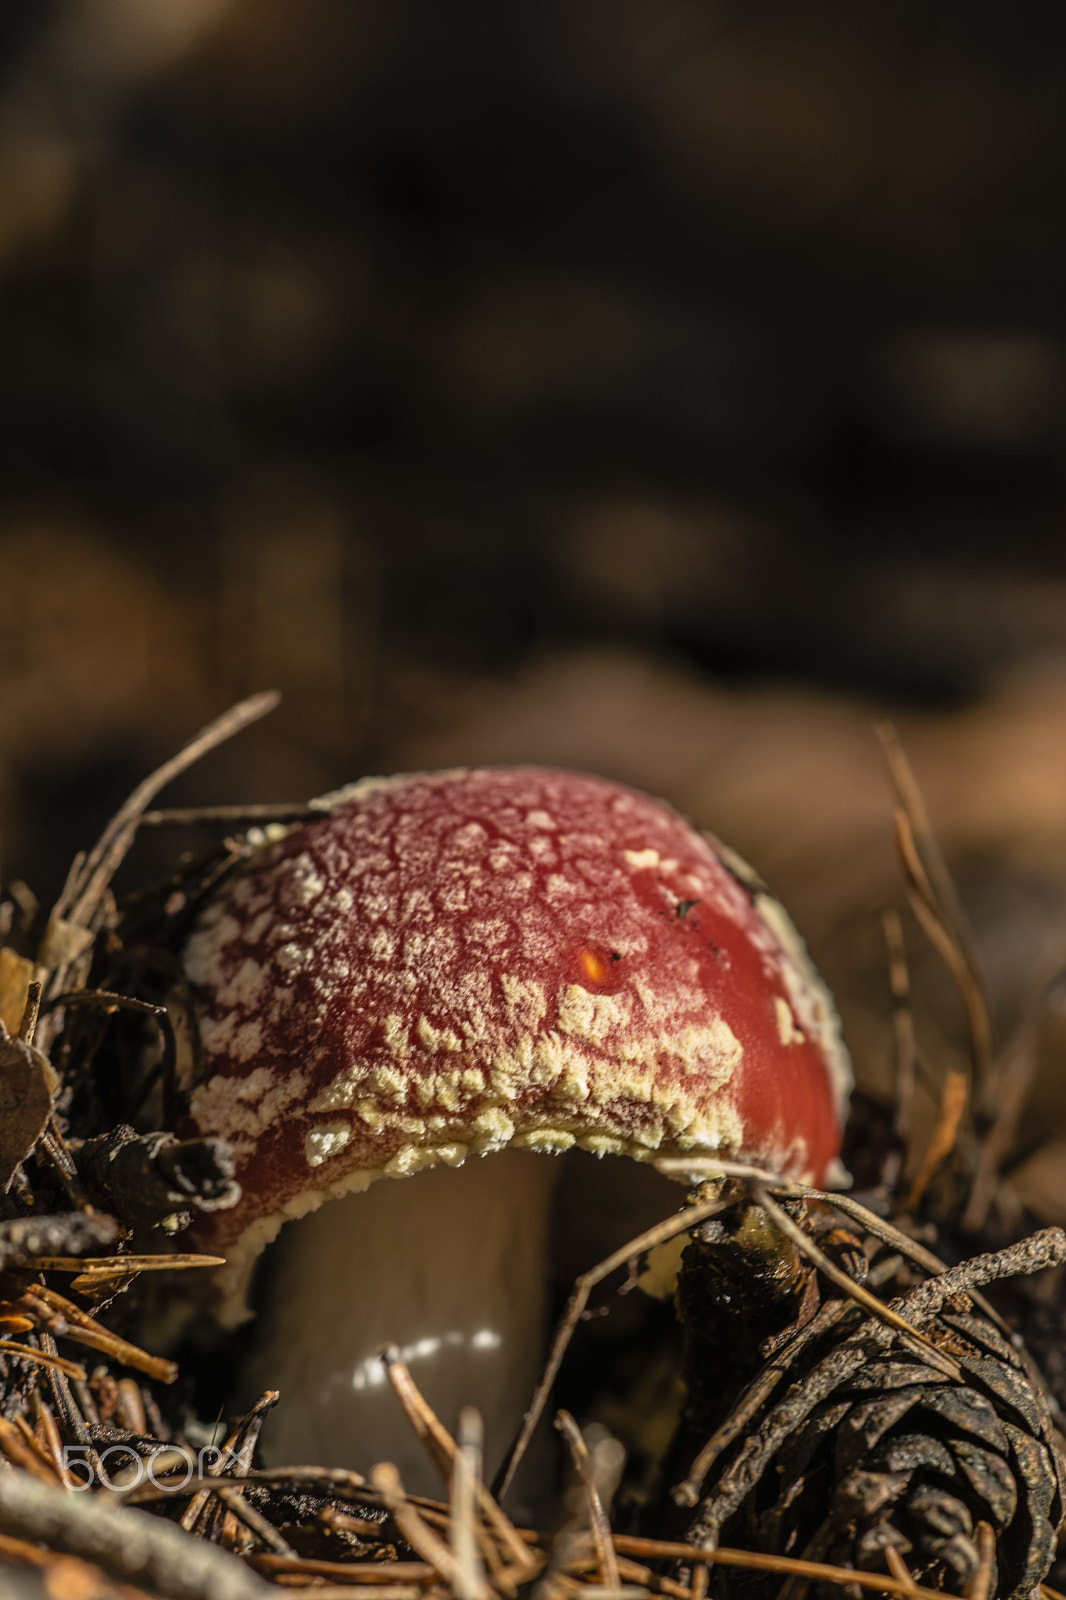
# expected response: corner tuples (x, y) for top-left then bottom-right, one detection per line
(0, 1024), (58, 1191)
(0, 948), (33, 1038)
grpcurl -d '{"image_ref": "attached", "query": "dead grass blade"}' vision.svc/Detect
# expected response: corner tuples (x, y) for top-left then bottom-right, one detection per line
(56, 690), (281, 932)
(893, 806), (992, 1087)
(881, 908), (917, 1139)
(876, 720), (980, 970)
(34, 693), (280, 1057)
(905, 1066), (968, 1211)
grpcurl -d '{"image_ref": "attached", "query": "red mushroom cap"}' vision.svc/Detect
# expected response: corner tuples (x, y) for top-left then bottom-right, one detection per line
(179, 767), (851, 1276)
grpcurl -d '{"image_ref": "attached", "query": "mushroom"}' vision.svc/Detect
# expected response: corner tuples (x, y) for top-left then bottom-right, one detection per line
(175, 767), (851, 1495)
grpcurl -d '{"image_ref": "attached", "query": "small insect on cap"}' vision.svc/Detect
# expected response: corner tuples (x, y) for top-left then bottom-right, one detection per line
(180, 767), (852, 1270)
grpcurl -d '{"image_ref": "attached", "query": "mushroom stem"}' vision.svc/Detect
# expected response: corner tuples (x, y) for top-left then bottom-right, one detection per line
(240, 1149), (560, 1500)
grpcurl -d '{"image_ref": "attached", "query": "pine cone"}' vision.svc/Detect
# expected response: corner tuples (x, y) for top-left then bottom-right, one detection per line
(675, 1218), (1066, 1600)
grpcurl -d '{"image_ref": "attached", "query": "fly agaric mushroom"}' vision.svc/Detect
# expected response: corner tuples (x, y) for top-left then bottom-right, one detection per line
(176, 767), (850, 1491)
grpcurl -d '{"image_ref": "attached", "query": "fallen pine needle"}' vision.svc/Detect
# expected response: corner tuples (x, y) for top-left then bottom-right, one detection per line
(0, 1341), (86, 1382)
(371, 1462), (480, 1597)
(26, 1254), (225, 1273)
(611, 1536), (946, 1600)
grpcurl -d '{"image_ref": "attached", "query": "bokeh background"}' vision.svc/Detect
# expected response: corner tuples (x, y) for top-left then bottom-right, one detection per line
(6, 0), (1066, 1194)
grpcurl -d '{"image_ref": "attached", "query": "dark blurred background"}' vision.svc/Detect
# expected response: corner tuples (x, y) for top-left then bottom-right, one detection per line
(7, 1), (1066, 1178)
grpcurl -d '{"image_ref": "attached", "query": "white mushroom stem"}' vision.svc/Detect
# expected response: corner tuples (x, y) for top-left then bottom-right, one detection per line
(240, 1149), (561, 1501)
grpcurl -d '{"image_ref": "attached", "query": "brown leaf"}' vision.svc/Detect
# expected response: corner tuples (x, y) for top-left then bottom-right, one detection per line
(0, 1023), (58, 1191)
(0, 947), (33, 1038)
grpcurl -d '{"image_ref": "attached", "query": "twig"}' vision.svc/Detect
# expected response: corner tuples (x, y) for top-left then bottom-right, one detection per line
(596, 1553), (693, 1600)
(658, 1157), (1047, 1345)
(0, 1417), (61, 1483)
(555, 1412), (620, 1592)
(139, 802), (318, 827)
(0, 1342), (86, 1382)
(28, 1286), (177, 1383)
(0, 1470), (273, 1599)
(451, 1408), (488, 1600)
(40, 1336), (94, 1459)
(381, 1347), (455, 1485)
(371, 1462), (473, 1593)
(888, 1228), (1066, 1323)
(39, 989), (167, 1018)
(614, 1535), (945, 1600)
(0, 1529), (52, 1568)
(279, 1589), (427, 1600)
(12, 1416), (60, 1485)
(37, 1127), (83, 1202)
(215, 1484), (296, 1557)
(248, 1556), (435, 1582)
(382, 1348), (537, 1574)
(495, 1191), (728, 1502)
(123, 1464), (370, 1504)
(33, 1395), (77, 1489)
(753, 1185), (962, 1381)
(672, 1299), (854, 1507)
(655, 1157), (805, 1187)
(183, 1391), (278, 1544)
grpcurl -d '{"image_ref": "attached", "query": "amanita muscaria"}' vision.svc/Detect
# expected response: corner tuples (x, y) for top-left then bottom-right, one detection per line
(176, 767), (851, 1491)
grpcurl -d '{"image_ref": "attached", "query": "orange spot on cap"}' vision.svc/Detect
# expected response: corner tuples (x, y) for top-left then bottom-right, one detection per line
(575, 946), (622, 990)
